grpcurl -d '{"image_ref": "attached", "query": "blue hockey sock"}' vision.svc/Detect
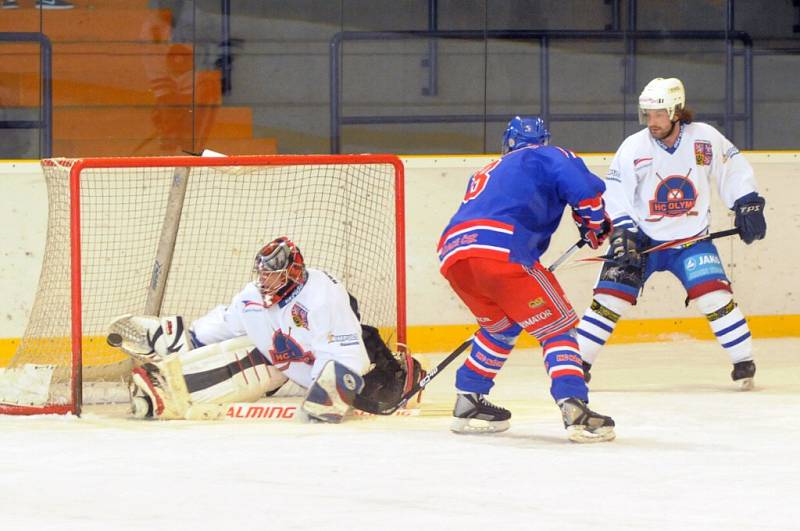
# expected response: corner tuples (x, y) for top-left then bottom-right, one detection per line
(542, 332), (588, 402)
(456, 325), (520, 395)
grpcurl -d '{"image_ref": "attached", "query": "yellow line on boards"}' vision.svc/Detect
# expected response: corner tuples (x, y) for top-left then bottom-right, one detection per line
(1, 315), (797, 366)
(406, 315), (800, 353)
(0, 337), (20, 366)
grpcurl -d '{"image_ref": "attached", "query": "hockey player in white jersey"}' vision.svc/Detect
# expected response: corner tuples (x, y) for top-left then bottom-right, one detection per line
(108, 236), (423, 422)
(575, 77), (766, 389)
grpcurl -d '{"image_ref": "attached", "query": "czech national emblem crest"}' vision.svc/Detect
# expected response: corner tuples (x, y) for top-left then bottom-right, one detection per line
(291, 303), (309, 329)
(694, 141), (713, 166)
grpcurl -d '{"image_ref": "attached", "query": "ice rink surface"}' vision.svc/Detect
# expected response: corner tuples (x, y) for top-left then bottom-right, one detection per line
(1, 338), (798, 531)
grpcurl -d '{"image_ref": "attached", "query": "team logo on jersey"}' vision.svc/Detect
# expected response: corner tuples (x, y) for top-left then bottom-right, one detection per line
(648, 171), (698, 218)
(269, 330), (315, 369)
(694, 141), (713, 165)
(291, 303), (309, 329)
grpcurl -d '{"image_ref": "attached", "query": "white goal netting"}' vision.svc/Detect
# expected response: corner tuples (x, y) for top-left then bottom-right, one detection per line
(0, 155), (405, 414)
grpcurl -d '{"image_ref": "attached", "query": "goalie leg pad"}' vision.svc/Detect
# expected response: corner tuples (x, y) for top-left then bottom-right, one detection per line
(181, 336), (287, 404)
(302, 361), (364, 423)
(130, 357), (191, 420)
(128, 335), (287, 420)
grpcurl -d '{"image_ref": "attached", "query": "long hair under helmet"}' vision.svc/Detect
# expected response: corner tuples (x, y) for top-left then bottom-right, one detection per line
(638, 77), (685, 125)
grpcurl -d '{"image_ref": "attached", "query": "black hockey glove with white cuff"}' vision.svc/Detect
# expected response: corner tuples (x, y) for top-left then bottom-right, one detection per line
(733, 192), (766, 244)
(608, 227), (644, 268)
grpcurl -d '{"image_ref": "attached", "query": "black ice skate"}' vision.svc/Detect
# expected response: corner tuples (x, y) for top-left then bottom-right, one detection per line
(558, 397), (615, 443)
(731, 360), (756, 391)
(450, 393), (511, 434)
(582, 361), (593, 383)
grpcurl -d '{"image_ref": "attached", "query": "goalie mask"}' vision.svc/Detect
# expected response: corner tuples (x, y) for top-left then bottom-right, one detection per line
(638, 77), (685, 124)
(253, 237), (306, 307)
(501, 116), (551, 155)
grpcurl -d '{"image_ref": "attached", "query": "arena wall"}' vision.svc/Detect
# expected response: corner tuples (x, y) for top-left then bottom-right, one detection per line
(1, 153), (797, 361)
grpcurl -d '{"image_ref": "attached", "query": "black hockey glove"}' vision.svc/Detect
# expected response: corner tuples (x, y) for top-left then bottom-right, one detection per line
(608, 227), (643, 268)
(733, 192), (766, 244)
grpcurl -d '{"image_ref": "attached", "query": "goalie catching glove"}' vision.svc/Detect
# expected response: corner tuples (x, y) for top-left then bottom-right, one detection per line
(107, 314), (192, 362)
(352, 325), (426, 414)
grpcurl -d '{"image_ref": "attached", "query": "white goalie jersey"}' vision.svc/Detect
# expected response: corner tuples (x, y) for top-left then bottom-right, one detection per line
(191, 268), (371, 389)
(604, 122), (758, 241)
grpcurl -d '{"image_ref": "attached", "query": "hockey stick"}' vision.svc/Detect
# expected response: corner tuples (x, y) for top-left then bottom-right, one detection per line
(366, 239), (587, 416)
(370, 338), (472, 415)
(574, 227), (742, 265)
(547, 239), (587, 272)
(641, 227), (740, 254)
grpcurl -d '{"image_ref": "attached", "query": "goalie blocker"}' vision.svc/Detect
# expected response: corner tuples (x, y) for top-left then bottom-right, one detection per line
(109, 315), (424, 421)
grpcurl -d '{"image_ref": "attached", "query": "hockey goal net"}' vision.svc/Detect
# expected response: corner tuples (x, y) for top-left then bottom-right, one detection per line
(0, 155), (406, 415)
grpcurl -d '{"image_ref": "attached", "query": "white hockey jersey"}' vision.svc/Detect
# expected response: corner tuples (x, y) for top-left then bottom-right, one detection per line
(190, 268), (370, 389)
(604, 122), (758, 241)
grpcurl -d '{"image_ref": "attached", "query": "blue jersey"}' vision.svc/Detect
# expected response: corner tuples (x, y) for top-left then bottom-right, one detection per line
(438, 145), (606, 272)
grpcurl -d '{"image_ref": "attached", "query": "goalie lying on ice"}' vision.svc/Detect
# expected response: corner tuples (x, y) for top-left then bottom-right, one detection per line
(107, 236), (423, 422)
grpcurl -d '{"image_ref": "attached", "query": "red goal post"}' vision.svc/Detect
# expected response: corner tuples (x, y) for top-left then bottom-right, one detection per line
(0, 154), (406, 416)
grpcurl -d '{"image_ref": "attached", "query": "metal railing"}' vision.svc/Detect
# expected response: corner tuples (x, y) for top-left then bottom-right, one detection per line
(329, 29), (753, 154)
(0, 32), (52, 158)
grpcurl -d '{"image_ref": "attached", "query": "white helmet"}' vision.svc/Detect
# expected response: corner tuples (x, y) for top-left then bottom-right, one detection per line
(638, 77), (685, 124)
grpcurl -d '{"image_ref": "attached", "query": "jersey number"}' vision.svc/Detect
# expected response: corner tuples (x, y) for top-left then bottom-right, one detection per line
(463, 160), (500, 203)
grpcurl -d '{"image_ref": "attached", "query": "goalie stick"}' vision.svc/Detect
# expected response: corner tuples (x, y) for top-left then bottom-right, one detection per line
(366, 239), (585, 415)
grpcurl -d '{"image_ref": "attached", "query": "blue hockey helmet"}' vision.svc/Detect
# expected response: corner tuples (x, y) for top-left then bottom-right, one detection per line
(501, 116), (551, 154)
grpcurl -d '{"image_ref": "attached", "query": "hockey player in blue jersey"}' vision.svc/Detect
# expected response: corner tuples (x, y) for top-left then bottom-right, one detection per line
(437, 116), (616, 443)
